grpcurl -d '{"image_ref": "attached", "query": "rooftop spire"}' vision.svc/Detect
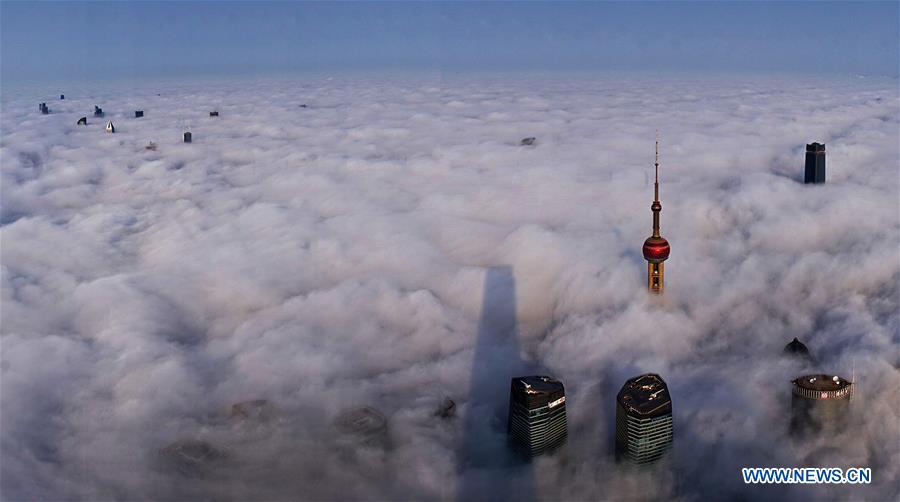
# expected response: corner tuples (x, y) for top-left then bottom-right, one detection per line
(652, 134), (661, 238)
(654, 131), (659, 199)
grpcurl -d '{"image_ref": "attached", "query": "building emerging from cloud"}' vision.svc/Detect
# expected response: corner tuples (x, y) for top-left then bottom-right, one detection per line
(507, 375), (568, 456)
(791, 374), (853, 436)
(804, 142), (826, 184)
(615, 373), (674, 464)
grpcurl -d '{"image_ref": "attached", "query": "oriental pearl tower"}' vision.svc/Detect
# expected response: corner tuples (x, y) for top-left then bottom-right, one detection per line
(643, 138), (670, 293)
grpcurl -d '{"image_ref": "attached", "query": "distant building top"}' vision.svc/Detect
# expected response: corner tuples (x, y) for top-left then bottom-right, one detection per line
(159, 439), (227, 477)
(784, 337), (811, 357)
(333, 406), (387, 437)
(435, 397), (456, 418)
(617, 373), (672, 418)
(806, 142), (826, 152)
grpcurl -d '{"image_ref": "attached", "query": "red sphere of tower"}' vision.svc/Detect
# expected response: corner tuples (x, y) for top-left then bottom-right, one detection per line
(642, 236), (670, 263)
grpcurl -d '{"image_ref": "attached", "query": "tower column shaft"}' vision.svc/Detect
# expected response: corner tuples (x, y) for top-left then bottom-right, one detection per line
(647, 262), (664, 293)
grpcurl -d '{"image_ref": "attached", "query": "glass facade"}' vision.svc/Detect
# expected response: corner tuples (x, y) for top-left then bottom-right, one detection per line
(615, 410), (673, 464)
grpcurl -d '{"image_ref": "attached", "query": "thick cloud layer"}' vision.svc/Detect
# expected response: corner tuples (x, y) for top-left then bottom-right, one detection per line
(1, 73), (898, 501)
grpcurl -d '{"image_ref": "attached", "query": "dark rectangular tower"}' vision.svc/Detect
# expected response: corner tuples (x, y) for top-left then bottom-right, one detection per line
(615, 373), (673, 464)
(507, 375), (567, 456)
(804, 142), (826, 184)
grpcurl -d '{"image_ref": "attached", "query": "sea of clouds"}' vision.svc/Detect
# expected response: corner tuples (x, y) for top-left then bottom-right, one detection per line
(1, 73), (898, 501)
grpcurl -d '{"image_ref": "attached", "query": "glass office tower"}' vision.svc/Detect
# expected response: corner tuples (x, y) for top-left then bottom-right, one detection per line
(615, 373), (674, 464)
(507, 375), (567, 456)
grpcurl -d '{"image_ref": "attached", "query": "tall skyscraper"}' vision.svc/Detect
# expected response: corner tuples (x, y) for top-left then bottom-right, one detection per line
(791, 374), (852, 435)
(804, 142), (826, 184)
(615, 373), (673, 464)
(643, 139), (670, 293)
(507, 375), (567, 456)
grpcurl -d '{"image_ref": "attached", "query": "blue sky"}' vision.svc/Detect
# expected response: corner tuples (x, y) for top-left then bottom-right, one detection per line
(2, 1), (898, 81)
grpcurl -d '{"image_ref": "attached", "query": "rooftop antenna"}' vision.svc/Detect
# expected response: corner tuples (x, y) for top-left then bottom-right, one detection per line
(654, 129), (660, 203)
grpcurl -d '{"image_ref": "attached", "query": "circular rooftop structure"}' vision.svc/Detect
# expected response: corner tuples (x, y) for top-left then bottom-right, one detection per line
(642, 236), (670, 263)
(792, 374), (852, 400)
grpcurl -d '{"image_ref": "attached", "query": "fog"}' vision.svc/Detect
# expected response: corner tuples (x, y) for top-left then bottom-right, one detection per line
(1, 73), (898, 501)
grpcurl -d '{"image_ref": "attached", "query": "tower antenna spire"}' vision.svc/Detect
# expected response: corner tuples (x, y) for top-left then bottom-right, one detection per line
(654, 131), (660, 203)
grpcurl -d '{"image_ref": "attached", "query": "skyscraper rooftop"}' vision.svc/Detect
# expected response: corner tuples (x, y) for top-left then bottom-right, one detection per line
(784, 337), (816, 364)
(792, 374), (852, 397)
(784, 337), (810, 355)
(616, 373), (672, 418)
(510, 375), (565, 407)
